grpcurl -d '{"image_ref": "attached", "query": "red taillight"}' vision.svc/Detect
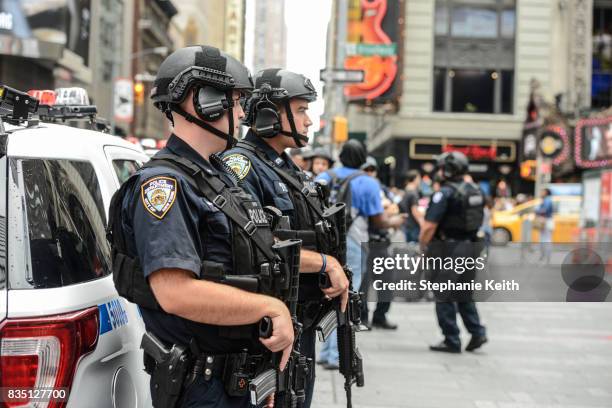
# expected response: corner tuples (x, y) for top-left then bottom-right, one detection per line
(0, 307), (99, 408)
(2, 355), (38, 388)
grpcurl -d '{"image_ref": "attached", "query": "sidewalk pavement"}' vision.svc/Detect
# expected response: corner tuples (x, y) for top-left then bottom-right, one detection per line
(313, 302), (612, 408)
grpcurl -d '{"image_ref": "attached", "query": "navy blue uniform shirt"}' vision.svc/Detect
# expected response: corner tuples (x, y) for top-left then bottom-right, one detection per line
(222, 130), (300, 225)
(425, 186), (453, 225)
(120, 134), (253, 352)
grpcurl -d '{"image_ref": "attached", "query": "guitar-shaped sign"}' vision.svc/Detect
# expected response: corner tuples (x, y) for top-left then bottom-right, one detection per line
(345, 0), (398, 102)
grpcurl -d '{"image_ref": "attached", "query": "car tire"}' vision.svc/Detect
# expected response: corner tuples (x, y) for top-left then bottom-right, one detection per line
(492, 228), (511, 246)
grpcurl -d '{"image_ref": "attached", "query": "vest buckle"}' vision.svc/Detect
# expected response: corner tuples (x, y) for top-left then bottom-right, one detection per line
(213, 195), (227, 208)
(244, 221), (256, 236)
(301, 186), (310, 197)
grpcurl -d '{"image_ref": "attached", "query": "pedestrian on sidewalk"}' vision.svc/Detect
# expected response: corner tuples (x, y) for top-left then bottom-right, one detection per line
(399, 170), (423, 244)
(535, 188), (554, 264)
(360, 156), (400, 330)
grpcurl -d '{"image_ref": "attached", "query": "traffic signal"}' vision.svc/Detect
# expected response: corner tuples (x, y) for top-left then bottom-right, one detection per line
(520, 160), (536, 180)
(333, 115), (348, 143)
(134, 82), (145, 105)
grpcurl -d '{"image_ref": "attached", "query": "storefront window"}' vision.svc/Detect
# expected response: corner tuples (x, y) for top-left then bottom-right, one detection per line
(434, 0), (516, 114)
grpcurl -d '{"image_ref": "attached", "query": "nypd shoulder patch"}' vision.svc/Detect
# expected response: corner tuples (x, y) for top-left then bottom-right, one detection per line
(141, 176), (178, 219)
(223, 153), (251, 180)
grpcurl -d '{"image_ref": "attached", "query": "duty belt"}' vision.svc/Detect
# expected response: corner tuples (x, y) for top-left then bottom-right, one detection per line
(189, 354), (227, 382)
(188, 351), (267, 397)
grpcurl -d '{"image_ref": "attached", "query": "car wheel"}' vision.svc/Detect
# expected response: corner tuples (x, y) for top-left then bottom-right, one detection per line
(492, 228), (511, 246)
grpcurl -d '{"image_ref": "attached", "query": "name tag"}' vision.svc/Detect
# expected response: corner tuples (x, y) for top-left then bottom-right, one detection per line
(242, 201), (269, 226)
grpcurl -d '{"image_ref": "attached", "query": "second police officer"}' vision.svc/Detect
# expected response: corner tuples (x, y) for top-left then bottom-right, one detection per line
(222, 68), (350, 407)
(418, 151), (489, 353)
(108, 46), (298, 408)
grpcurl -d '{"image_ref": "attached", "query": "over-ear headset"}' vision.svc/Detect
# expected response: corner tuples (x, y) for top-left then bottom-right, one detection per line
(193, 85), (229, 122)
(254, 83), (281, 138)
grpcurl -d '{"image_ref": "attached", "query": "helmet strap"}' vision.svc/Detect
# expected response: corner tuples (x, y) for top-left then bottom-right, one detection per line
(170, 102), (236, 151)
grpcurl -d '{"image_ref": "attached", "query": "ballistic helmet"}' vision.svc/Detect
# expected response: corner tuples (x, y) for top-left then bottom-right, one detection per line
(436, 151), (469, 179)
(245, 68), (317, 147)
(151, 45), (253, 150)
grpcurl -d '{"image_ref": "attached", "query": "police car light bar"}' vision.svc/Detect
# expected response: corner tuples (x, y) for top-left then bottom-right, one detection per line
(28, 89), (57, 106)
(0, 85), (39, 125)
(37, 104), (98, 121)
(37, 103), (111, 133)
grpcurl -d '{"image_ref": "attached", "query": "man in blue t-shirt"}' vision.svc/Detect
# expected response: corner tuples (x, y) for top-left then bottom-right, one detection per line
(315, 140), (405, 369)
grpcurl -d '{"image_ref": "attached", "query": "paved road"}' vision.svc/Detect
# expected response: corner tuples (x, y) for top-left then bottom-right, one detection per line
(313, 302), (612, 408)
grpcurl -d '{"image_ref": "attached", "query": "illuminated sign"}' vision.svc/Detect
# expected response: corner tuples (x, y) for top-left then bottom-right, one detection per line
(344, 0), (403, 103)
(575, 117), (612, 169)
(538, 125), (569, 166)
(442, 144), (497, 160)
(0, 0), (91, 63)
(409, 138), (516, 163)
(224, 0), (245, 61)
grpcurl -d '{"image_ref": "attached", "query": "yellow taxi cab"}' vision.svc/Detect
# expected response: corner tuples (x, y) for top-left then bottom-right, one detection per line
(491, 196), (582, 245)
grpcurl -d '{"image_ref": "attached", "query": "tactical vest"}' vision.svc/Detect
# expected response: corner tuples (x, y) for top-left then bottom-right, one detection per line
(107, 152), (289, 340)
(234, 141), (339, 324)
(439, 181), (485, 236)
(235, 140), (334, 253)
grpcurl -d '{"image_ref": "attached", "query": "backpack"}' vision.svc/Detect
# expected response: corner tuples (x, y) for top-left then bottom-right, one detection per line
(327, 170), (365, 230)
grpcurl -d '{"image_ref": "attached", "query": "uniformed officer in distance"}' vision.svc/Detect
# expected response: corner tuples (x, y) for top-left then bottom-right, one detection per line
(109, 46), (293, 407)
(310, 147), (334, 177)
(419, 151), (488, 353)
(222, 68), (350, 407)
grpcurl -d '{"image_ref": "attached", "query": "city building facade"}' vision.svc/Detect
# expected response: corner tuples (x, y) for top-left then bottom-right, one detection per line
(172, 0), (245, 62)
(331, 0), (598, 193)
(252, 0), (287, 73)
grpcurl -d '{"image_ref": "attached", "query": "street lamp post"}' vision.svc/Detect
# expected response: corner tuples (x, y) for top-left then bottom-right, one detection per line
(332, 0), (348, 156)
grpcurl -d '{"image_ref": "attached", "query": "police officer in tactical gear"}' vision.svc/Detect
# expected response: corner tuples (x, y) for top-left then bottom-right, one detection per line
(222, 68), (350, 407)
(419, 151), (488, 353)
(108, 46), (295, 408)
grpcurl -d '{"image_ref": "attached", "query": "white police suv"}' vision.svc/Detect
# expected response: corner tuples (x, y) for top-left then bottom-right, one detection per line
(0, 86), (152, 407)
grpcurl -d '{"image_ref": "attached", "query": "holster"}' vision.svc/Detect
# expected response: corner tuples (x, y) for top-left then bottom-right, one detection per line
(141, 333), (191, 408)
